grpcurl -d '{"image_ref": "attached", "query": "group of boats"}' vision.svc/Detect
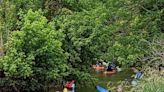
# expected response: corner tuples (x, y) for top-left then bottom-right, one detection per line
(62, 62), (140, 92)
(92, 63), (117, 92)
(93, 64), (142, 92)
(92, 64), (119, 75)
(92, 63), (122, 92)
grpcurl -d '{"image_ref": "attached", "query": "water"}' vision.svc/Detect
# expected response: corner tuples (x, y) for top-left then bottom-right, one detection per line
(50, 68), (133, 92)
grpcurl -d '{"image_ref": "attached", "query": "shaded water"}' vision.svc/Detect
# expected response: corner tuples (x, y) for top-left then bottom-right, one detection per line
(50, 69), (133, 92)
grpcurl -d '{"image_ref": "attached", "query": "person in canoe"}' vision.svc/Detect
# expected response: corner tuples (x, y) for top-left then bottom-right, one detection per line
(107, 64), (113, 71)
(131, 69), (142, 86)
(134, 69), (142, 79)
(96, 61), (100, 67)
(96, 60), (103, 67)
(107, 63), (116, 71)
(64, 80), (75, 92)
(104, 63), (116, 75)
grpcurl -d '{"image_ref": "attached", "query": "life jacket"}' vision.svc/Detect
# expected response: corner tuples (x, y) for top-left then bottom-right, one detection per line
(64, 80), (74, 90)
(63, 88), (68, 92)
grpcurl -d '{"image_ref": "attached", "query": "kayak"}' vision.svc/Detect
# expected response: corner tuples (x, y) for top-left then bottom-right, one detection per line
(96, 85), (109, 92)
(92, 65), (105, 70)
(103, 70), (116, 75)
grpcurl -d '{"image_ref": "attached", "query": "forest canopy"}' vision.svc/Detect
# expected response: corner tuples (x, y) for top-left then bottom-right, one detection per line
(0, 0), (163, 91)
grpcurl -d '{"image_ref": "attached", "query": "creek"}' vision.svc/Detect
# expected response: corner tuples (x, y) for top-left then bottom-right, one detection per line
(50, 68), (134, 92)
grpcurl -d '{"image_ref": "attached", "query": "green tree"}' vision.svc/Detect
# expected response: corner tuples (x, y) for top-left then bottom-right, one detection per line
(1, 9), (68, 91)
(0, 0), (17, 55)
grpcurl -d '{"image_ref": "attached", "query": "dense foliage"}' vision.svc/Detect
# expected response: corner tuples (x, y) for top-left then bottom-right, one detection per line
(1, 9), (68, 91)
(0, 0), (163, 91)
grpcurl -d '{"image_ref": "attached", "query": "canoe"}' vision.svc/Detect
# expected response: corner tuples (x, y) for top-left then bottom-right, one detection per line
(92, 65), (105, 70)
(96, 85), (108, 92)
(103, 70), (116, 75)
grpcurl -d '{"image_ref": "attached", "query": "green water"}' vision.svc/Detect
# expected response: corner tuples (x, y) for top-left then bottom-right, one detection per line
(50, 69), (133, 92)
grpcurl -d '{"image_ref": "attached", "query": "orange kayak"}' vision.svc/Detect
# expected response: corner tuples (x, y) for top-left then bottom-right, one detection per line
(92, 65), (105, 70)
(103, 70), (116, 75)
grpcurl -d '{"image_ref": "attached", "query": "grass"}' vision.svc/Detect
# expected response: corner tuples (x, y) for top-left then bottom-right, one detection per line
(130, 69), (164, 92)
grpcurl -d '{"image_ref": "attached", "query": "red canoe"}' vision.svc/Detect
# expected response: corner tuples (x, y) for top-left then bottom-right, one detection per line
(103, 70), (116, 75)
(92, 65), (105, 70)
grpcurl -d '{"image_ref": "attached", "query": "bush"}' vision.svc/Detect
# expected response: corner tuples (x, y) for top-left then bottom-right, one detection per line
(130, 69), (164, 92)
(1, 9), (68, 91)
